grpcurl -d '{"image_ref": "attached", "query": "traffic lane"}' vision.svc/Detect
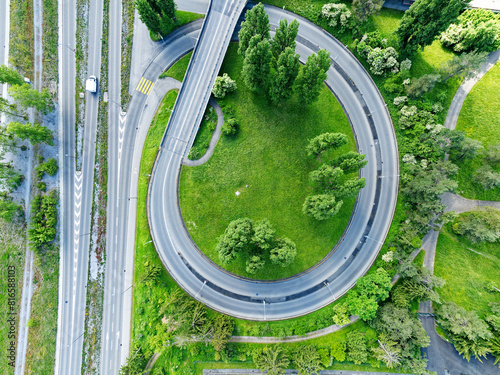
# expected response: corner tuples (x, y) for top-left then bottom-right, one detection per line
(176, 0), (209, 14)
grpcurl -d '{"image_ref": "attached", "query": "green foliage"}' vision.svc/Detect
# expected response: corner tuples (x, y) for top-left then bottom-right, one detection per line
(28, 190), (58, 250)
(440, 9), (500, 53)
(8, 84), (53, 114)
(269, 47), (300, 104)
(0, 65), (25, 86)
(332, 302), (351, 326)
(238, 2), (270, 58)
(0, 193), (24, 222)
(213, 73), (237, 99)
(6, 121), (53, 145)
(346, 291), (379, 321)
(270, 18), (299, 61)
(216, 218), (297, 272)
(321, 3), (353, 33)
(330, 340), (346, 362)
(36, 158), (58, 177)
(352, 0), (384, 23)
(440, 51), (489, 82)
(136, 0), (177, 37)
(346, 331), (368, 365)
(396, 0), (469, 56)
(309, 164), (343, 190)
(221, 118), (238, 136)
(405, 74), (441, 98)
(242, 35), (272, 92)
(302, 194), (343, 221)
(0, 163), (24, 192)
(331, 151), (367, 174)
(437, 301), (493, 361)
(119, 347), (148, 374)
(253, 346), (289, 375)
(452, 207), (500, 243)
(294, 345), (324, 375)
(366, 46), (399, 76)
(211, 314), (235, 354)
(371, 335), (402, 369)
(306, 132), (348, 158)
(474, 165), (500, 190)
(295, 49), (330, 105)
(357, 268), (392, 302)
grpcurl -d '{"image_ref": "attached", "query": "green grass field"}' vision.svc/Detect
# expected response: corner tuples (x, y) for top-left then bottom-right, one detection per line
(178, 43), (357, 280)
(455, 61), (500, 201)
(434, 225), (500, 318)
(163, 51), (193, 81)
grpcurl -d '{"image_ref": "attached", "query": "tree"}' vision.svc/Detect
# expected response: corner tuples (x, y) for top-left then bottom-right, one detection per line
(455, 137), (483, 160)
(0, 194), (24, 222)
(302, 194), (343, 221)
(483, 143), (500, 166)
(352, 0), (384, 23)
(330, 341), (346, 362)
(306, 132), (348, 158)
(294, 345), (324, 375)
(334, 177), (366, 199)
(295, 49), (331, 105)
(356, 267), (392, 302)
(0, 97), (25, 119)
(345, 291), (378, 321)
(270, 18), (299, 61)
(212, 73), (237, 98)
(331, 151), (367, 174)
(321, 3), (353, 33)
(474, 165), (500, 190)
(437, 301), (492, 361)
(246, 255), (265, 274)
(8, 84), (53, 114)
(238, 2), (270, 58)
(216, 218), (254, 263)
(441, 51), (489, 81)
(452, 207), (500, 243)
(6, 121), (53, 145)
(0, 65), (25, 86)
(371, 335), (402, 369)
(405, 74), (441, 98)
(210, 314), (234, 354)
(270, 237), (296, 267)
(332, 302), (351, 326)
(346, 331), (368, 365)
(269, 47), (300, 104)
(242, 35), (272, 92)
(155, 0), (175, 19)
(309, 164), (343, 190)
(136, 0), (161, 35)
(396, 0), (470, 56)
(252, 219), (275, 251)
(253, 346), (290, 375)
(119, 347), (147, 374)
(0, 164), (24, 192)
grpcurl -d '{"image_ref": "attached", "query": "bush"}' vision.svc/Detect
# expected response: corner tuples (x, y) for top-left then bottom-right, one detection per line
(367, 47), (399, 76)
(321, 3), (353, 33)
(474, 165), (500, 190)
(36, 182), (47, 192)
(452, 207), (500, 243)
(221, 118), (238, 136)
(212, 73), (237, 98)
(36, 158), (58, 177)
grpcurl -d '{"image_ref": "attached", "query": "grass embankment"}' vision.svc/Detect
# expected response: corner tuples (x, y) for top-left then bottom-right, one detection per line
(0, 221), (25, 375)
(24, 244), (59, 374)
(455, 62), (500, 201)
(162, 51), (193, 81)
(150, 11), (204, 41)
(434, 225), (500, 318)
(179, 43), (356, 280)
(121, 0), (135, 108)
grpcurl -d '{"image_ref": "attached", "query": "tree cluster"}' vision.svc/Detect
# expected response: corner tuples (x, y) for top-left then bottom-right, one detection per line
(440, 9), (500, 53)
(396, 0), (470, 56)
(303, 133), (367, 221)
(451, 207), (500, 243)
(239, 3), (331, 106)
(474, 143), (500, 190)
(216, 218), (297, 274)
(136, 0), (177, 37)
(28, 190), (58, 250)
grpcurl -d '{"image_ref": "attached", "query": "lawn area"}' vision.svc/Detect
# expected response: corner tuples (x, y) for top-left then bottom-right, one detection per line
(150, 11), (204, 41)
(162, 51), (192, 81)
(454, 61), (500, 201)
(434, 224), (500, 318)
(178, 43), (357, 280)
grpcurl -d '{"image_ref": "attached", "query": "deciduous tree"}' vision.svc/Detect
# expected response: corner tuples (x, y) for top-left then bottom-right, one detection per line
(346, 331), (368, 365)
(302, 194), (343, 221)
(242, 35), (272, 92)
(238, 2), (270, 57)
(396, 0), (470, 56)
(306, 132), (348, 158)
(269, 47), (300, 104)
(270, 18), (299, 61)
(253, 346), (290, 375)
(270, 237), (297, 267)
(0, 65), (25, 86)
(8, 84), (53, 114)
(6, 121), (53, 145)
(295, 49), (331, 105)
(351, 0), (385, 23)
(294, 345), (324, 375)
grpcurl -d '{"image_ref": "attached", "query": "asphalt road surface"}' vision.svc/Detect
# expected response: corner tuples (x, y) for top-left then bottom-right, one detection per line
(55, 0), (104, 372)
(147, 2), (398, 320)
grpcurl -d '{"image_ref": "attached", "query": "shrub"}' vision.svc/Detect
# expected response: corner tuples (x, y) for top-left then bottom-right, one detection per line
(212, 73), (237, 98)
(367, 47), (399, 75)
(321, 3), (353, 33)
(221, 118), (238, 136)
(474, 165), (500, 190)
(452, 207), (500, 243)
(36, 182), (47, 192)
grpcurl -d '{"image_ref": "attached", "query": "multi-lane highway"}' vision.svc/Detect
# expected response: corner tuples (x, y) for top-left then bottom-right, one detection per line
(55, 0), (103, 372)
(147, 3), (398, 320)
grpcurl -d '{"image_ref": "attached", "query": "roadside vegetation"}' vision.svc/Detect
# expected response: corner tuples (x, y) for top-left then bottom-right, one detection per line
(187, 104), (218, 160)
(160, 51), (193, 81)
(42, 0), (58, 87)
(8, 0), (34, 79)
(455, 61), (500, 201)
(121, 0), (135, 108)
